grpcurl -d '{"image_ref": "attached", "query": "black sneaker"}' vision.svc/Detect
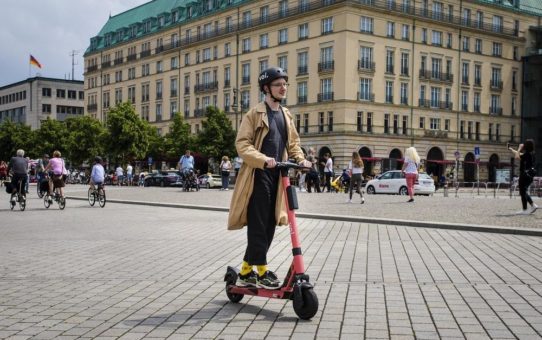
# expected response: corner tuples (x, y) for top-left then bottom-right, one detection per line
(257, 271), (281, 290)
(238, 271), (257, 287)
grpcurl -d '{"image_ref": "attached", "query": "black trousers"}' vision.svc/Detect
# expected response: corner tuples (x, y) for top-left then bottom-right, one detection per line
(519, 175), (533, 210)
(306, 172), (321, 193)
(244, 168), (280, 265)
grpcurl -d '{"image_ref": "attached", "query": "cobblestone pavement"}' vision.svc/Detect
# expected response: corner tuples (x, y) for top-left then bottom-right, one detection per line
(64, 185), (542, 229)
(1, 196), (542, 339)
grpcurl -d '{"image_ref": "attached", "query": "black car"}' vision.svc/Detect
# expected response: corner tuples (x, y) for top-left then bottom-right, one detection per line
(143, 171), (183, 187)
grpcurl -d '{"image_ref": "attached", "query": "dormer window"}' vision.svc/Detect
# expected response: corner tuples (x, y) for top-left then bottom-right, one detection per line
(91, 37), (98, 49)
(172, 10), (178, 22)
(187, 7), (192, 18)
(116, 30), (124, 42)
(130, 25), (138, 38)
(143, 20), (151, 33)
(104, 34), (112, 46)
(158, 15), (165, 27)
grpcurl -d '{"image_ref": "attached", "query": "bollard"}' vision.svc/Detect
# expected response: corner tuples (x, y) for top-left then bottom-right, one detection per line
(444, 182), (448, 197)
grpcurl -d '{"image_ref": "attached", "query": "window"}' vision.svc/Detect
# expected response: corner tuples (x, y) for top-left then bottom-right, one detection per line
(242, 63), (251, 84)
(279, 0), (288, 17)
(278, 28), (288, 44)
(320, 78), (333, 101)
(496, 124), (500, 142)
(156, 81), (163, 100)
(400, 83), (408, 104)
(156, 103), (162, 122)
(359, 78), (372, 101)
(447, 33), (452, 48)
(170, 100), (177, 116)
(430, 118), (440, 130)
(419, 117), (425, 129)
(476, 11), (484, 29)
(430, 87), (440, 107)
(420, 85), (426, 101)
(467, 121), (473, 139)
(460, 121), (465, 139)
(42, 88), (51, 97)
(328, 112), (333, 132)
(421, 28), (427, 43)
(171, 57), (178, 69)
(402, 24), (409, 40)
(488, 123), (493, 141)
(360, 17), (373, 33)
(357, 111), (363, 132)
(242, 38), (251, 53)
(260, 33), (269, 49)
(474, 92), (481, 112)
(298, 52), (308, 74)
(445, 119), (450, 131)
(128, 86), (135, 104)
(170, 78), (178, 97)
(386, 50), (394, 74)
(513, 46), (519, 60)
(322, 17), (333, 35)
(141, 63), (150, 76)
(384, 114), (390, 134)
(42, 104), (51, 113)
(474, 64), (482, 86)
(156, 61), (163, 73)
(475, 39), (482, 54)
(490, 95), (501, 114)
(432, 58), (442, 79)
(462, 36), (470, 51)
(367, 112), (373, 132)
(298, 23), (309, 40)
(432, 31), (442, 46)
(492, 15), (503, 33)
(461, 90), (468, 111)
(492, 42), (502, 57)
(242, 11), (252, 27)
(359, 46), (373, 70)
(298, 82), (307, 104)
(225, 42), (231, 57)
(401, 53), (409, 76)
(462, 8), (471, 26)
(278, 55), (288, 72)
(385, 81), (393, 103)
(184, 53), (190, 66)
(57, 89), (66, 98)
(203, 48), (211, 62)
(259, 60), (268, 74)
(260, 6), (269, 23)
(402, 115), (408, 135)
(512, 70), (517, 91)
(433, 1), (443, 20)
(102, 92), (110, 108)
(387, 22), (395, 38)
(224, 67), (231, 87)
(141, 84), (150, 102)
(299, 0), (310, 12)
(461, 62), (469, 84)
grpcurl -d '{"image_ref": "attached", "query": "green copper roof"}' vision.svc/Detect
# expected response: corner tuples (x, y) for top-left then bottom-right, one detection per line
(475, 0), (542, 16)
(85, 0), (247, 55)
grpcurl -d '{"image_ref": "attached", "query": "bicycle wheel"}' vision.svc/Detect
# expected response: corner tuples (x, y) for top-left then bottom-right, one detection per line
(37, 182), (44, 198)
(43, 195), (51, 209)
(58, 196), (66, 210)
(98, 189), (106, 208)
(88, 188), (96, 206)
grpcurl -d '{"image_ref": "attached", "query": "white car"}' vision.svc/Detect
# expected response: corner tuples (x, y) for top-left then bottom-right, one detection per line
(198, 173), (223, 188)
(365, 170), (435, 195)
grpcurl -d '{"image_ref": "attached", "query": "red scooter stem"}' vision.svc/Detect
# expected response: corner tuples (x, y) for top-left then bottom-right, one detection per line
(281, 173), (305, 274)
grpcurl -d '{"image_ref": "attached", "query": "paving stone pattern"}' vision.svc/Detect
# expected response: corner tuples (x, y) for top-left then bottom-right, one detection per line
(1, 198), (542, 339)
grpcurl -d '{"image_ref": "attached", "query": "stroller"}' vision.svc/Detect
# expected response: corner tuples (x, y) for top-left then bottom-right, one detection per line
(331, 170), (350, 193)
(182, 169), (200, 192)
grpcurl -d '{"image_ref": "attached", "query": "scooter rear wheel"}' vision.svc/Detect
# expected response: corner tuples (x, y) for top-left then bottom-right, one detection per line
(293, 287), (318, 320)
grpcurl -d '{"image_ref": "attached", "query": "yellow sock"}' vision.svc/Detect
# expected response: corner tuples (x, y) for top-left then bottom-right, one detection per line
(240, 261), (253, 276)
(257, 265), (268, 277)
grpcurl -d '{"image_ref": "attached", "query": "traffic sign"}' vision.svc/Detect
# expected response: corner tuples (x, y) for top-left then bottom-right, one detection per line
(454, 151), (460, 160)
(148, 156), (153, 165)
(474, 147), (480, 159)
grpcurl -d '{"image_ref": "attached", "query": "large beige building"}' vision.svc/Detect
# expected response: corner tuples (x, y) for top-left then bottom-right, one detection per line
(0, 77), (84, 130)
(84, 0), (542, 181)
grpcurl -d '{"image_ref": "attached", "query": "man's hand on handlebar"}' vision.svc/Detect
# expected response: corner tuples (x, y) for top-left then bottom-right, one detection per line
(265, 158), (277, 168)
(298, 159), (312, 168)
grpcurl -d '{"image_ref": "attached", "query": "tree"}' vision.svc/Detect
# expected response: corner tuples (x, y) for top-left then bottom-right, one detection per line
(64, 116), (106, 167)
(105, 102), (149, 164)
(34, 118), (68, 158)
(164, 112), (194, 159)
(196, 106), (236, 160)
(144, 121), (166, 163)
(0, 121), (34, 161)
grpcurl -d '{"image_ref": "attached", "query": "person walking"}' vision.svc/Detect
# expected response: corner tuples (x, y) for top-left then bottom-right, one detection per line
(115, 165), (124, 186)
(305, 147), (321, 193)
(228, 66), (311, 289)
(509, 139), (538, 214)
(402, 146), (420, 202)
(126, 163), (133, 185)
(322, 153), (333, 192)
(220, 155), (232, 191)
(233, 155), (243, 179)
(0, 160), (7, 186)
(347, 152), (365, 204)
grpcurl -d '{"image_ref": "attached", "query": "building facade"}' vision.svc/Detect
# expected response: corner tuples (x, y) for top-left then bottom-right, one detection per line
(84, 0), (541, 181)
(0, 77), (85, 130)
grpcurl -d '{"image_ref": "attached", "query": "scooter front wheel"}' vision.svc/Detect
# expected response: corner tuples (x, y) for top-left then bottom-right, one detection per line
(224, 267), (244, 303)
(225, 284), (244, 303)
(293, 287), (318, 320)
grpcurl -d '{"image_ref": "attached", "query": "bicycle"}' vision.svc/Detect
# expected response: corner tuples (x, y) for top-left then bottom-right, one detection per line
(36, 173), (48, 198)
(43, 185), (66, 210)
(88, 183), (106, 208)
(7, 177), (26, 211)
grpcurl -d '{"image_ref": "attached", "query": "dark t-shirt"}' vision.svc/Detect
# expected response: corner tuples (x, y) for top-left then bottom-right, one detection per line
(260, 104), (287, 162)
(520, 152), (535, 178)
(8, 156), (28, 175)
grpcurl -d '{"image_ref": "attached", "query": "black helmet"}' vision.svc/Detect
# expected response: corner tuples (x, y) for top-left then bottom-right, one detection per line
(258, 67), (288, 92)
(94, 156), (103, 163)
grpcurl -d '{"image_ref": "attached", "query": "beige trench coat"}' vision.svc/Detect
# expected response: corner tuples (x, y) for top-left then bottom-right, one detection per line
(227, 101), (305, 230)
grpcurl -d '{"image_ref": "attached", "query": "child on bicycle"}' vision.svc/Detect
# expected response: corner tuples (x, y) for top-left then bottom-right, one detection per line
(90, 156), (105, 189)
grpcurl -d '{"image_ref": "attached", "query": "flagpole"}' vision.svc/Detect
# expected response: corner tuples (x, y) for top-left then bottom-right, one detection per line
(28, 54), (31, 78)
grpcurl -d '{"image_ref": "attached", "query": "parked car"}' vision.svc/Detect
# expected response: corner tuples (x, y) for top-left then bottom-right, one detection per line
(198, 173), (223, 189)
(144, 171), (183, 187)
(365, 170), (435, 195)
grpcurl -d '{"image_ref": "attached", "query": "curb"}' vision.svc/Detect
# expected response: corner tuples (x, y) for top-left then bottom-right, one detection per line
(67, 196), (542, 237)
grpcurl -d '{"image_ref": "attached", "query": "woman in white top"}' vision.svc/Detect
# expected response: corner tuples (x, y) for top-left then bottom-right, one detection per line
(347, 152), (365, 204)
(401, 146), (421, 202)
(220, 155), (232, 190)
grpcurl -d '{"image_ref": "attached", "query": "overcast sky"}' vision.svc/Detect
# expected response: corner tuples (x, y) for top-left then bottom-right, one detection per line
(0, 0), (149, 87)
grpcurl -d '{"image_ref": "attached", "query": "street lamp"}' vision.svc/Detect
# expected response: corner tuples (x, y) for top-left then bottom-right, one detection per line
(232, 88), (239, 131)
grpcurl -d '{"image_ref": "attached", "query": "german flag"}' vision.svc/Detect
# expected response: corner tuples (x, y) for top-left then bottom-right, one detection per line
(29, 55), (42, 68)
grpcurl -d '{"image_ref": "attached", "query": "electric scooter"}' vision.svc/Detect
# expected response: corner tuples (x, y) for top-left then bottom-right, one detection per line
(224, 161), (319, 320)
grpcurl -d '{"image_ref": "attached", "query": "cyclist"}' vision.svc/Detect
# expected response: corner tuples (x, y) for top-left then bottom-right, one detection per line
(44, 150), (67, 199)
(8, 149), (28, 203)
(36, 153), (49, 184)
(90, 156), (105, 190)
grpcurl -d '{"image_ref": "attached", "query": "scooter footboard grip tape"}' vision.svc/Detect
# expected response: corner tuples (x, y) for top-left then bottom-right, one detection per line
(287, 186), (299, 210)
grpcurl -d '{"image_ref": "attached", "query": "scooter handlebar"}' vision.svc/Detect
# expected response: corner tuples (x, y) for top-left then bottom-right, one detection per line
(275, 161), (310, 170)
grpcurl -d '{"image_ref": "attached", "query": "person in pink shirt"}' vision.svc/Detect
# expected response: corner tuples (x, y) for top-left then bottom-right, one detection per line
(44, 150), (67, 198)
